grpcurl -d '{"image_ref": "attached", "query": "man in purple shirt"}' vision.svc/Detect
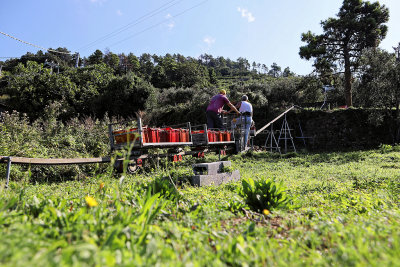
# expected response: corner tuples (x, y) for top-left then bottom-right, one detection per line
(206, 89), (240, 129)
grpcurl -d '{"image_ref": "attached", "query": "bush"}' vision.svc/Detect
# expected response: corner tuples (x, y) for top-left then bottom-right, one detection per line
(239, 177), (290, 213)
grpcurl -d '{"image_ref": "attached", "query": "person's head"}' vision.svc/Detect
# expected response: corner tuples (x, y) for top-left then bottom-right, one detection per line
(219, 89), (226, 95)
(242, 95), (248, 101)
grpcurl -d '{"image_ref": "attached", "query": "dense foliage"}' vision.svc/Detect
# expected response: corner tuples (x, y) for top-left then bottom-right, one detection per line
(0, 46), (326, 123)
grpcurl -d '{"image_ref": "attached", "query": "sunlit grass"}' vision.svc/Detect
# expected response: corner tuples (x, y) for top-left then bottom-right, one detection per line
(1, 148), (400, 266)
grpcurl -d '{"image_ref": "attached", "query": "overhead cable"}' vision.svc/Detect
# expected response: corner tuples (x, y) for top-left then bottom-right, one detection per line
(79, 0), (184, 51)
(0, 31), (74, 55)
(108, 0), (208, 48)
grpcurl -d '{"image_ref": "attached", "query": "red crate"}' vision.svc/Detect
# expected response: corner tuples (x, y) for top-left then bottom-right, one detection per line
(159, 128), (167, 142)
(180, 129), (189, 142)
(146, 128), (159, 143)
(166, 128), (178, 142)
(207, 130), (212, 142)
(113, 129), (127, 144)
(207, 130), (216, 142)
(181, 129), (186, 142)
(214, 131), (223, 142)
(225, 131), (231, 141)
(141, 127), (148, 144)
(113, 128), (138, 144)
(174, 129), (180, 142)
(127, 128), (138, 142)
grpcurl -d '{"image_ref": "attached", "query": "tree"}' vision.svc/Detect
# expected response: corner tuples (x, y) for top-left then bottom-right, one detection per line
(282, 67), (294, 77)
(104, 51), (120, 71)
(237, 57), (250, 72)
(357, 48), (400, 141)
(252, 62), (257, 73)
(6, 61), (77, 119)
(87, 50), (104, 65)
(139, 53), (154, 81)
(96, 73), (156, 117)
(299, 0), (389, 106)
(268, 62), (281, 77)
(262, 64), (268, 74)
(127, 53), (140, 73)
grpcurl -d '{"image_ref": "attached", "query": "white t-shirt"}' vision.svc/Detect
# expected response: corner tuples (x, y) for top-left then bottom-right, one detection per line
(239, 101), (253, 114)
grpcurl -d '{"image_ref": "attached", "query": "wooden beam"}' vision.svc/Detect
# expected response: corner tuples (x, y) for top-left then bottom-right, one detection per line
(255, 106), (295, 136)
(0, 156), (111, 165)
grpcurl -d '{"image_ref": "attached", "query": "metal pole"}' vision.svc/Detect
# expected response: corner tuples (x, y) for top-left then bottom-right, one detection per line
(5, 157), (11, 188)
(284, 114), (288, 153)
(75, 52), (80, 68)
(270, 124), (273, 152)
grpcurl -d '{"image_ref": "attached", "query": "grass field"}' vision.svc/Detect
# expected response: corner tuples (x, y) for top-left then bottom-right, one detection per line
(1, 147), (400, 266)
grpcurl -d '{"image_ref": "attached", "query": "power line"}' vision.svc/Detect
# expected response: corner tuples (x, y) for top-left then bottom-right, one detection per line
(0, 31), (74, 55)
(0, 55), (59, 59)
(108, 0), (208, 48)
(79, 0), (185, 51)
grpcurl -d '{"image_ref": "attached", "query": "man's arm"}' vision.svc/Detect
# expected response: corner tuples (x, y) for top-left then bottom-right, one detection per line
(227, 102), (240, 115)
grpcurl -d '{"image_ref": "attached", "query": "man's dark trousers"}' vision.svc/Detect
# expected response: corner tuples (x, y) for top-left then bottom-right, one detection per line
(206, 110), (224, 129)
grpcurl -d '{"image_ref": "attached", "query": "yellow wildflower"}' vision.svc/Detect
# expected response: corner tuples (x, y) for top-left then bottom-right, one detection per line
(99, 182), (105, 190)
(263, 209), (270, 216)
(85, 196), (98, 207)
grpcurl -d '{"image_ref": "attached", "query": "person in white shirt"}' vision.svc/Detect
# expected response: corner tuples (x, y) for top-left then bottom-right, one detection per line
(238, 95), (253, 149)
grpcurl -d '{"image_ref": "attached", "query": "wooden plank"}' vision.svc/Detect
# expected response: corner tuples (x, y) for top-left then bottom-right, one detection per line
(255, 106), (295, 136)
(0, 156), (111, 165)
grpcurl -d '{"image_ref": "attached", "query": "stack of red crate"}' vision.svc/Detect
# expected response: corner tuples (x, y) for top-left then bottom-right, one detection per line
(139, 127), (191, 143)
(113, 128), (138, 144)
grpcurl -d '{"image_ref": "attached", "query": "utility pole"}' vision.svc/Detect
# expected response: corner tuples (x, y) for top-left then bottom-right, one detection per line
(393, 42), (400, 62)
(75, 52), (80, 68)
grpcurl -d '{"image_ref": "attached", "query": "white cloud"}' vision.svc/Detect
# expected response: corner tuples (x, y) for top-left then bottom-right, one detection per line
(167, 22), (175, 29)
(165, 14), (175, 30)
(116, 10), (123, 16)
(237, 7), (255, 22)
(90, 0), (107, 4)
(203, 36), (216, 46)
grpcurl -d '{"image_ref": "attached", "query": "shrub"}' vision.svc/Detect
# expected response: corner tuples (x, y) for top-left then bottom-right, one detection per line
(147, 178), (181, 202)
(239, 177), (290, 213)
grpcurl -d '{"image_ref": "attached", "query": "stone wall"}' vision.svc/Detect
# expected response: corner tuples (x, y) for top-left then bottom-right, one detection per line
(253, 108), (397, 151)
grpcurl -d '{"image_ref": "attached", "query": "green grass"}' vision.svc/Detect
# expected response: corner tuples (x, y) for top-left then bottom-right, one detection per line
(1, 148), (400, 266)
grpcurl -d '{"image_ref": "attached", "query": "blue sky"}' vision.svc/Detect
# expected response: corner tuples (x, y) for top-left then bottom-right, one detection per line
(1, 0), (399, 75)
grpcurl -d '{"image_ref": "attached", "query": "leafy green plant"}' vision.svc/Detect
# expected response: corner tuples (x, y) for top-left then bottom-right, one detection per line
(147, 178), (181, 202)
(239, 177), (290, 213)
(380, 144), (393, 153)
(220, 165), (234, 173)
(226, 196), (248, 214)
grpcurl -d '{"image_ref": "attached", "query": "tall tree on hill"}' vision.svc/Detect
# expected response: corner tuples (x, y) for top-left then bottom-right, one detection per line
(87, 50), (104, 65)
(103, 51), (120, 71)
(139, 53), (154, 81)
(127, 53), (140, 73)
(269, 62), (281, 78)
(299, 0), (389, 107)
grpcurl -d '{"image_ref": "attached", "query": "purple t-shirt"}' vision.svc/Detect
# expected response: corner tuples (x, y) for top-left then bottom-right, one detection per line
(206, 94), (229, 113)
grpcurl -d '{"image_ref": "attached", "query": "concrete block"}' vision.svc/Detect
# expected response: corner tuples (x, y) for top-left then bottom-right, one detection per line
(192, 161), (231, 175)
(191, 170), (240, 186)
